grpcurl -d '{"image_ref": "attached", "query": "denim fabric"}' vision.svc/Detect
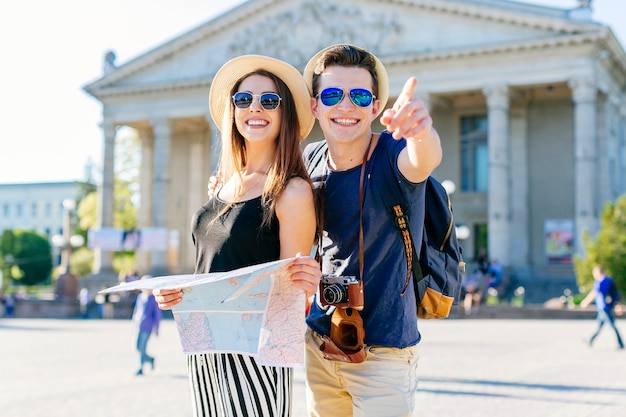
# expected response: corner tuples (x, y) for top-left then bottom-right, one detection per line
(136, 330), (153, 368)
(589, 309), (624, 348)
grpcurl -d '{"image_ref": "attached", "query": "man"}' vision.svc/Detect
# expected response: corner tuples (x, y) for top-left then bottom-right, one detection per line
(580, 265), (624, 349)
(289, 44), (442, 417)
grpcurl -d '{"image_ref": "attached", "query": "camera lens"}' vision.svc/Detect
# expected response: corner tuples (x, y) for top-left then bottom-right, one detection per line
(323, 284), (347, 305)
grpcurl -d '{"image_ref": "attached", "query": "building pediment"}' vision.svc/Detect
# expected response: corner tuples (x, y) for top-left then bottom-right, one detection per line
(83, 0), (623, 100)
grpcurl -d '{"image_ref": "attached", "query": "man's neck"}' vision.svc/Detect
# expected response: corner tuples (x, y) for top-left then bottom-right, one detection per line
(326, 133), (377, 171)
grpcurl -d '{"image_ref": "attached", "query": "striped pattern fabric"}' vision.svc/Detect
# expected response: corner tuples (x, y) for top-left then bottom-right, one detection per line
(188, 353), (293, 417)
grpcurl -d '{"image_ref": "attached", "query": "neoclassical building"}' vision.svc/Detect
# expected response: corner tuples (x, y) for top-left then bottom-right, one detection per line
(83, 0), (626, 301)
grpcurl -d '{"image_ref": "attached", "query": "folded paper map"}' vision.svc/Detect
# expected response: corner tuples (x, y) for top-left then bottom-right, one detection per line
(100, 257), (306, 367)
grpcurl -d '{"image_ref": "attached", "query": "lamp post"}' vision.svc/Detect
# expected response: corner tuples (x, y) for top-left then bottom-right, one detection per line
(52, 199), (84, 300)
(441, 180), (471, 241)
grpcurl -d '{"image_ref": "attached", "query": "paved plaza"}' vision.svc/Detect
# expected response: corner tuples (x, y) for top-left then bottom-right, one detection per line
(1, 317), (624, 417)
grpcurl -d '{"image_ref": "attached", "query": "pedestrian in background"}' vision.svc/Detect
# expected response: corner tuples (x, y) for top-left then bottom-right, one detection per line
(79, 287), (90, 319)
(2, 292), (15, 317)
(132, 275), (162, 375)
(581, 265), (624, 349)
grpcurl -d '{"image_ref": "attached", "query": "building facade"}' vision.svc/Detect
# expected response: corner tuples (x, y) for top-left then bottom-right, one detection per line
(83, 0), (626, 301)
(0, 181), (83, 266)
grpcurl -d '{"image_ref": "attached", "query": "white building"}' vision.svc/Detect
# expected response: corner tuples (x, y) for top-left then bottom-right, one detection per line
(83, 0), (626, 302)
(0, 181), (83, 265)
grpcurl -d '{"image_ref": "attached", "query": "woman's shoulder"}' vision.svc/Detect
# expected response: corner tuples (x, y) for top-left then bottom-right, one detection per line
(282, 176), (313, 198)
(276, 176), (313, 212)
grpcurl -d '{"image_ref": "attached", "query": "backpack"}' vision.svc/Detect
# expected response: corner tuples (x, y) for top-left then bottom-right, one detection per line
(304, 137), (465, 320)
(391, 176), (465, 319)
(607, 278), (621, 307)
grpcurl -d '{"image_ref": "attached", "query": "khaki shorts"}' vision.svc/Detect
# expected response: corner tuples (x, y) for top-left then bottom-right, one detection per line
(305, 329), (419, 417)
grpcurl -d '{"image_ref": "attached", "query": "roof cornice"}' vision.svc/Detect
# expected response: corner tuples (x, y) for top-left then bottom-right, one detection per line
(84, 0), (601, 95)
(89, 32), (610, 100)
(387, 32), (602, 64)
(85, 0), (626, 99)
(90, 31), (626, 100)
(393, 0), (597, 35)
(89, 78), (212, 100)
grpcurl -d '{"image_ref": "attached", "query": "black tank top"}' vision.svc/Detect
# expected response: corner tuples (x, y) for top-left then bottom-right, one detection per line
(191, 196), (280, 274)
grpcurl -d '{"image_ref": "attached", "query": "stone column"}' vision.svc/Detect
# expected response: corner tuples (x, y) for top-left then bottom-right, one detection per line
(509, 105), (529, 267)
(569, 78), (599, 255)
(150, 118), (172, 273)
(483, 85), (511, 265)
(135, 127), (154, 274)
(604, 94), (623, 201)
(93, 119), (116, 274)
(184, 130), (205, 269)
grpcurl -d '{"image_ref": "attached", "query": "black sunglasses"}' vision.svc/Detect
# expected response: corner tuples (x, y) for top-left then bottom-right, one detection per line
(316, 88), (375, 108)
(232, 92), (282, 110)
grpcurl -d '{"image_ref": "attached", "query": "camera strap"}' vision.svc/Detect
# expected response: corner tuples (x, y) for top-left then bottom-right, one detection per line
(316, 135), (374, 364)
(317, 134), (374, 281)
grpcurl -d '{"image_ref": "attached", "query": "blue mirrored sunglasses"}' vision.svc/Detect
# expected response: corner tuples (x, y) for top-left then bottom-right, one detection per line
(316, 88), (375, 108)
(232, 92), (281, 110)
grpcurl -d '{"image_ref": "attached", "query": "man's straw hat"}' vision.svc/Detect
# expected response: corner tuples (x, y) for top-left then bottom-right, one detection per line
(303, 44), (389, 118)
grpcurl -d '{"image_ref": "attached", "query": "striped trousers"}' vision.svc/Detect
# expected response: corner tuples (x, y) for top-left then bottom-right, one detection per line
(188, 353), (293, 417)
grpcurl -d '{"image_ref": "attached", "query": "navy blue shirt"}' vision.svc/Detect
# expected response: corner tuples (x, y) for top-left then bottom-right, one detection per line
(304, 132), (426, 348)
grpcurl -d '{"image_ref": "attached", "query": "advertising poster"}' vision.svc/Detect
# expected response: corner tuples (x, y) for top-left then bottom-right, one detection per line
(544, 219), (574, 264)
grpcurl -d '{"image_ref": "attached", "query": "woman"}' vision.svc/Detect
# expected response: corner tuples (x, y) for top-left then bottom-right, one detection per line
(153, 55), (320, 416)
(131, 276), (161, 376)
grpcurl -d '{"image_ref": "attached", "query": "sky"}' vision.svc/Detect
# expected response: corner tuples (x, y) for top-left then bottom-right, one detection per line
(0, 0), (624, 185)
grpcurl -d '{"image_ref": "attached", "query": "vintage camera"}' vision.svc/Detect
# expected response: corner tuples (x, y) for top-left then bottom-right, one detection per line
(319, 275), (364, 310)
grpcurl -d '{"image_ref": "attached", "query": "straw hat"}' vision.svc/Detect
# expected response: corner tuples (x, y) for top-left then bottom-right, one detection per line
(209, 55), (315, 140)
(303, 44), (389, 118)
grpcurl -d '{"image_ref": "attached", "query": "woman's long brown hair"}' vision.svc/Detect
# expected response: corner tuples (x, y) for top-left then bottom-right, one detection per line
(214, 69), (311, 227)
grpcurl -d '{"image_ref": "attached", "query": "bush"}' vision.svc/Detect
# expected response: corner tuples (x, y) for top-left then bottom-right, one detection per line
(112, 252), (136, 274)
(0, 229), (53, 286)
(70, 247), (94, 277)
(574, 194), (626, 296)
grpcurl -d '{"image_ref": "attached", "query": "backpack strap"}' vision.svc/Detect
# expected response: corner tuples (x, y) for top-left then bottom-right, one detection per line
(392, 204), (423, 296)
(368, 131), (424, 298)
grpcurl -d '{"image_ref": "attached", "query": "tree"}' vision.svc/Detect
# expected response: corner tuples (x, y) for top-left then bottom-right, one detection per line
(77, 182), (138, 231)
(574, 193), (626, 296)
(77, 191), (98, 231)
(69, 247), (94, 278)
(113, 127), (140, 230)
(0, 229), (53, 286)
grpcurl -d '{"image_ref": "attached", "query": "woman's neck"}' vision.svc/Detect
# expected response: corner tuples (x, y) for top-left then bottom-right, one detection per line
(244, 141), (275, 174)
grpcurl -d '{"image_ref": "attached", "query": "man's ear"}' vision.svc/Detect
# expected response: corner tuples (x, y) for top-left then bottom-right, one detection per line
(310, 97), (319, 118)
(372, 99), (381, 118)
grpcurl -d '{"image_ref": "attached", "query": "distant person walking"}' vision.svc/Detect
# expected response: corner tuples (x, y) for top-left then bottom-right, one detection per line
(2, 293), (15, 317)
(79, 288), (90, 319)
(580, 265), (624, 349)
(132, 275), (162, 375)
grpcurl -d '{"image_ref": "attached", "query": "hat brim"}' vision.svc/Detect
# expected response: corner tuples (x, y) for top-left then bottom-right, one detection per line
(209, 55), (314, 141)
(303, 44), (389, 118)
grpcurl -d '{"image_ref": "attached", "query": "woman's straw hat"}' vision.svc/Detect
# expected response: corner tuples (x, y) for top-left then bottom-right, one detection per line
(209, 55), (315, 140)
